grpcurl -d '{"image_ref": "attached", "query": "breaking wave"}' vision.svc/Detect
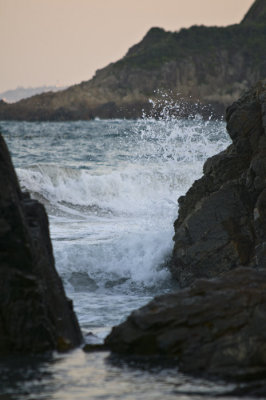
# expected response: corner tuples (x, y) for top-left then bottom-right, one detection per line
(13, 116), (229, 294)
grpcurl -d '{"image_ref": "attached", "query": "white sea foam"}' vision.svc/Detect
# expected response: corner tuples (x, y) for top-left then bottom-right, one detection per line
(15, 117), (230, 293)
(18, 164), (183, 216)
(1, 115), (247, 399)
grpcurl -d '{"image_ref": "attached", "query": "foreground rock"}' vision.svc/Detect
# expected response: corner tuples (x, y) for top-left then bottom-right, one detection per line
(0, 133), (82, 354)
(105, 268), (266, 380)
(171, 80), (266, 286)
(105, 83), (266, 384)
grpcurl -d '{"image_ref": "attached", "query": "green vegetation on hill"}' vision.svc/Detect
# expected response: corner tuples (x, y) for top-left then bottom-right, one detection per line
(116, 23), (266, 73)
(0, 0), (265, 121)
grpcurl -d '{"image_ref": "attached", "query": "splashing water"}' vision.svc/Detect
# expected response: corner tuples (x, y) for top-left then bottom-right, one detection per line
(0, 114), (242, 400)
(1, 114), (229, 331)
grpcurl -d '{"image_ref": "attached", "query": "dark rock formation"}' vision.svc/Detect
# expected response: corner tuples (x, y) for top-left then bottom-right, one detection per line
(105, 82), (266, 385)
(0, 0), (265, 121)
(0, 133), (82, 354)
(105, 267), (266, 381)
(171, 80), (266, 287)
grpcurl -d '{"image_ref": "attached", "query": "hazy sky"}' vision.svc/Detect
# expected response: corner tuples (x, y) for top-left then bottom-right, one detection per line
(0, 0), (254, 93)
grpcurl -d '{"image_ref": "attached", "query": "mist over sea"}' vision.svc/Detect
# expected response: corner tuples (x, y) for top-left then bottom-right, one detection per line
(1, 116), (247, 399)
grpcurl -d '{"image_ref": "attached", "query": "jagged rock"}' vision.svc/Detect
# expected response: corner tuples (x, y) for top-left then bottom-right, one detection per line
(105, 83), (266, 385)
(170, 80), (266, 287)
(0, 133), (82, 354)
(105, 267), (266, 381)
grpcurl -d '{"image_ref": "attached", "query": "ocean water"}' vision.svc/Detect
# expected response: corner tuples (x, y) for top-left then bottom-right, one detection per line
(0, 117), (251, 399)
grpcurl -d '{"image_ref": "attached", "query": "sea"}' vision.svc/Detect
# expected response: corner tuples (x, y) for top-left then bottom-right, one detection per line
(0, 115), (253, 399)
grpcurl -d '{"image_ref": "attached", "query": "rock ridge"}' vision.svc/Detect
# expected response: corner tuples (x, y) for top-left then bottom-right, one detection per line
(242, 0), (266, 25)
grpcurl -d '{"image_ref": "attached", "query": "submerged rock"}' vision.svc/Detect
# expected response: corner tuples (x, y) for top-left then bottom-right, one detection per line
(69, 271), (99, 292)
(105, 267), (266, 380)
(171, 80), (266, 287)
(0, 133), (82, 354)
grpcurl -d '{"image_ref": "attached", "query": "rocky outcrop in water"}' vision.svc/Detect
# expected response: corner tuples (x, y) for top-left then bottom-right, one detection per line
(0, 133), (82, 354)
(0, 0), (265, 121)
(171, 80), (266, 286)
(105, 268), (266, 381)
(105, 82), (266, 385)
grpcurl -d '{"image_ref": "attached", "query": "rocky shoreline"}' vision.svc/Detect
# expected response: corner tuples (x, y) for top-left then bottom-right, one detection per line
(105, 80), (266, 391)
(1, 77), (266, 394)
(106, 267), (266, 380)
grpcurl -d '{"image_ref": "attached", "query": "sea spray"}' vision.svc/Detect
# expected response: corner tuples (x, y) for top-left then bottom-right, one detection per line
(1, 115), (230, 331)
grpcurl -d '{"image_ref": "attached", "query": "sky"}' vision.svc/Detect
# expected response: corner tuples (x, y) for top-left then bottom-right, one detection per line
(0, 0), (254, 93)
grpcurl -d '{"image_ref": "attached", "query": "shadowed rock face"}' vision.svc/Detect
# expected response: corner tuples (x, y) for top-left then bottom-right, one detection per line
(105, 268), (266, 381)
(104, 83), (266, 386)
(171, 80), (266, 287)
(0, 133), (82, 354)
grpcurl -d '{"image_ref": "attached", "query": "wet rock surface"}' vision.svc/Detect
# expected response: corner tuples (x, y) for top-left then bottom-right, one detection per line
(171, 80), (266, 287)
(105, 83), (266, 387)
(105, 268), (266, 381)
(0, 133), (82, 354)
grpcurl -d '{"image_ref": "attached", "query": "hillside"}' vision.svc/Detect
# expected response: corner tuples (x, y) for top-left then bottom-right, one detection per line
(0, 0), (265, 121)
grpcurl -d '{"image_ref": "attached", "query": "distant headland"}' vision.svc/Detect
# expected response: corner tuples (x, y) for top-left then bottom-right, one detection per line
(0, 0), (265, 121)
(0, 85), (67, 103)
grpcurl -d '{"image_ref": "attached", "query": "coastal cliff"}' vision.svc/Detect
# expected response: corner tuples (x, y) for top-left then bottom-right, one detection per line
(0, 133), (82, 354)
(0, 0), (265, 121)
